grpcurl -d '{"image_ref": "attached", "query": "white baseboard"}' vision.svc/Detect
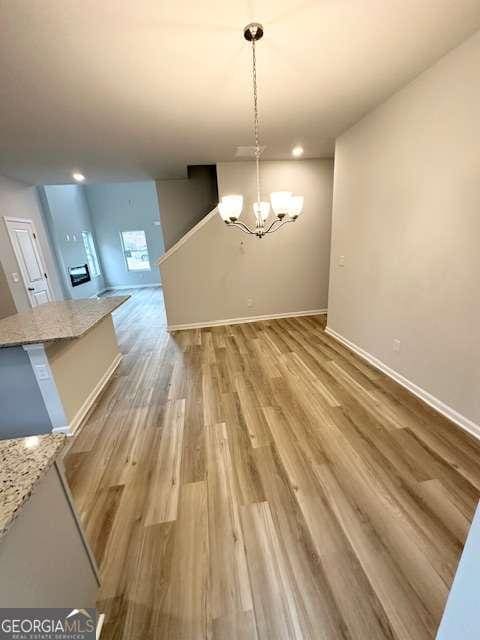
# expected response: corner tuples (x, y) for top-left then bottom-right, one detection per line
(105, 283), (161, 291)
(168, 309), (328, 332)
(90, 288), (109, 298)
(52, 353), (122, 436)
(325, 326), (480, 442)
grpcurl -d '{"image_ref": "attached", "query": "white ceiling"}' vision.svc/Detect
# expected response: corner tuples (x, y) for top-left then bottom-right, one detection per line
(1, 1), (480, 185)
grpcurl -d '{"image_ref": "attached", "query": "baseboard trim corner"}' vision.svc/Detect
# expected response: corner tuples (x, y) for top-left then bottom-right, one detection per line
(53, 353), (122, 437)
(167, 308), (328, 332)
(325, 326), (480, 442)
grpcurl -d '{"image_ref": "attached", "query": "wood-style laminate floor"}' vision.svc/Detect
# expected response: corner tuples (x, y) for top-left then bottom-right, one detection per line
(64, 287), (480, 640)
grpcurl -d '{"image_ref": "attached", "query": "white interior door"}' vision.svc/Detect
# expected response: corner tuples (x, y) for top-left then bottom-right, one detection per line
(4, 217), (52, 307)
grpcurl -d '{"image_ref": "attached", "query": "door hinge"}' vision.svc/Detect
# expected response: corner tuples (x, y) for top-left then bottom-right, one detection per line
(33, 232), (37, 239)
(44, 272), (48, 279)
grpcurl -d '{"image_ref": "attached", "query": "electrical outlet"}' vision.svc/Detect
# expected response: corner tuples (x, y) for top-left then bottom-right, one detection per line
(393, 339), (401, 353)
(35, 364), (50, 380)
(339, 255), (345, 267)
(247, 298), (254, 308)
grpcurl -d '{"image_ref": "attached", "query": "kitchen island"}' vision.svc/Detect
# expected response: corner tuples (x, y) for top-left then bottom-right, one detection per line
(0, 433), (99, 609)
(0, 296), (128, 440)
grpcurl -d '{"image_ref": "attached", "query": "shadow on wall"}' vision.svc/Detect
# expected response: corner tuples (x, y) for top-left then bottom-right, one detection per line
(156, 165), (218, 250)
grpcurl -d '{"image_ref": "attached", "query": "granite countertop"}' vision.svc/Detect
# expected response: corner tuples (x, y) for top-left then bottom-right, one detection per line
(0, 296), (129, 348)
(0, 433), (66, 539)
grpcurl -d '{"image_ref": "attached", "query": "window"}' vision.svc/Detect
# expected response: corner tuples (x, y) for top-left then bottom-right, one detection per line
(81, 231), (101, 278)
(120, 230), (151, 271)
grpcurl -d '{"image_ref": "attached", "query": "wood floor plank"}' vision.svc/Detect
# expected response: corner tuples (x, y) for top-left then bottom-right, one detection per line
(220, 392), (266, 505)
(154, 481), (210, 639)
(234, 375), (271, 448)
(206, 422), (253, 619)
(262, 404), (398, 639)
(63, 288), (480, 639)
(312, 462), (436, 639)
(212, 610), (258, 640)
(417, 479), (472, 544)
(241, 501), (305, 639)
(120, 522), (175, 640)
(144, 399), (185, 525)
(313, 416), (451, 621)
(252, 445), (350, 640)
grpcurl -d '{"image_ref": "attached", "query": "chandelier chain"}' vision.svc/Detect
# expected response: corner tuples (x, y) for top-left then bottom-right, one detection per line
(251, 37), (261, 205)
(217, 23), (303, 238)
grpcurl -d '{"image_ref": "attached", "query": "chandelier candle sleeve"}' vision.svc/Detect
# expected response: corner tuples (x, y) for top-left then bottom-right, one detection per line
(217, 23), (303, 238)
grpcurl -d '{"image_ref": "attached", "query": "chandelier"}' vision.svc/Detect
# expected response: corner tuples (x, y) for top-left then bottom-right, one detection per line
(218, 23), (304, 238)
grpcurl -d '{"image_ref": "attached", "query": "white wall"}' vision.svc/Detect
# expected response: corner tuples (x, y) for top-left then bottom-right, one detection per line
(0, 175), (62, 311)
(328, 30), (480, 429)
(160, 159), (333, 328)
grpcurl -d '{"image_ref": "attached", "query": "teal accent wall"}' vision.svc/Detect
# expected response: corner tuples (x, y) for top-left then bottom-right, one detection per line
(40, 185), (105, 298)
(84, 181), (164, 287)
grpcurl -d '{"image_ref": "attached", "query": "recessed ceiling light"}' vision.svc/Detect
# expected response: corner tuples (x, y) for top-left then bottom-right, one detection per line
(292, 146), (304, 158)
(72, 172), (85, 182)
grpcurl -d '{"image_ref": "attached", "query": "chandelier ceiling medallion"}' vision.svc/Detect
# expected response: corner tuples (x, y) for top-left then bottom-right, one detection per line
(218, 23), (304, 238)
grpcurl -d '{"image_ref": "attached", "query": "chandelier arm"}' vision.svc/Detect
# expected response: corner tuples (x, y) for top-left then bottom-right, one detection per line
(263, 218), (283, 234)
(229, 220), (257, 235)
(265, 218), (295, 234)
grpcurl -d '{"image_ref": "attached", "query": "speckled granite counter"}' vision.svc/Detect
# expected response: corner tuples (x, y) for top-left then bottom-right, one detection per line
(0, 296), (129, 348)
(0, 434), (66, 538)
